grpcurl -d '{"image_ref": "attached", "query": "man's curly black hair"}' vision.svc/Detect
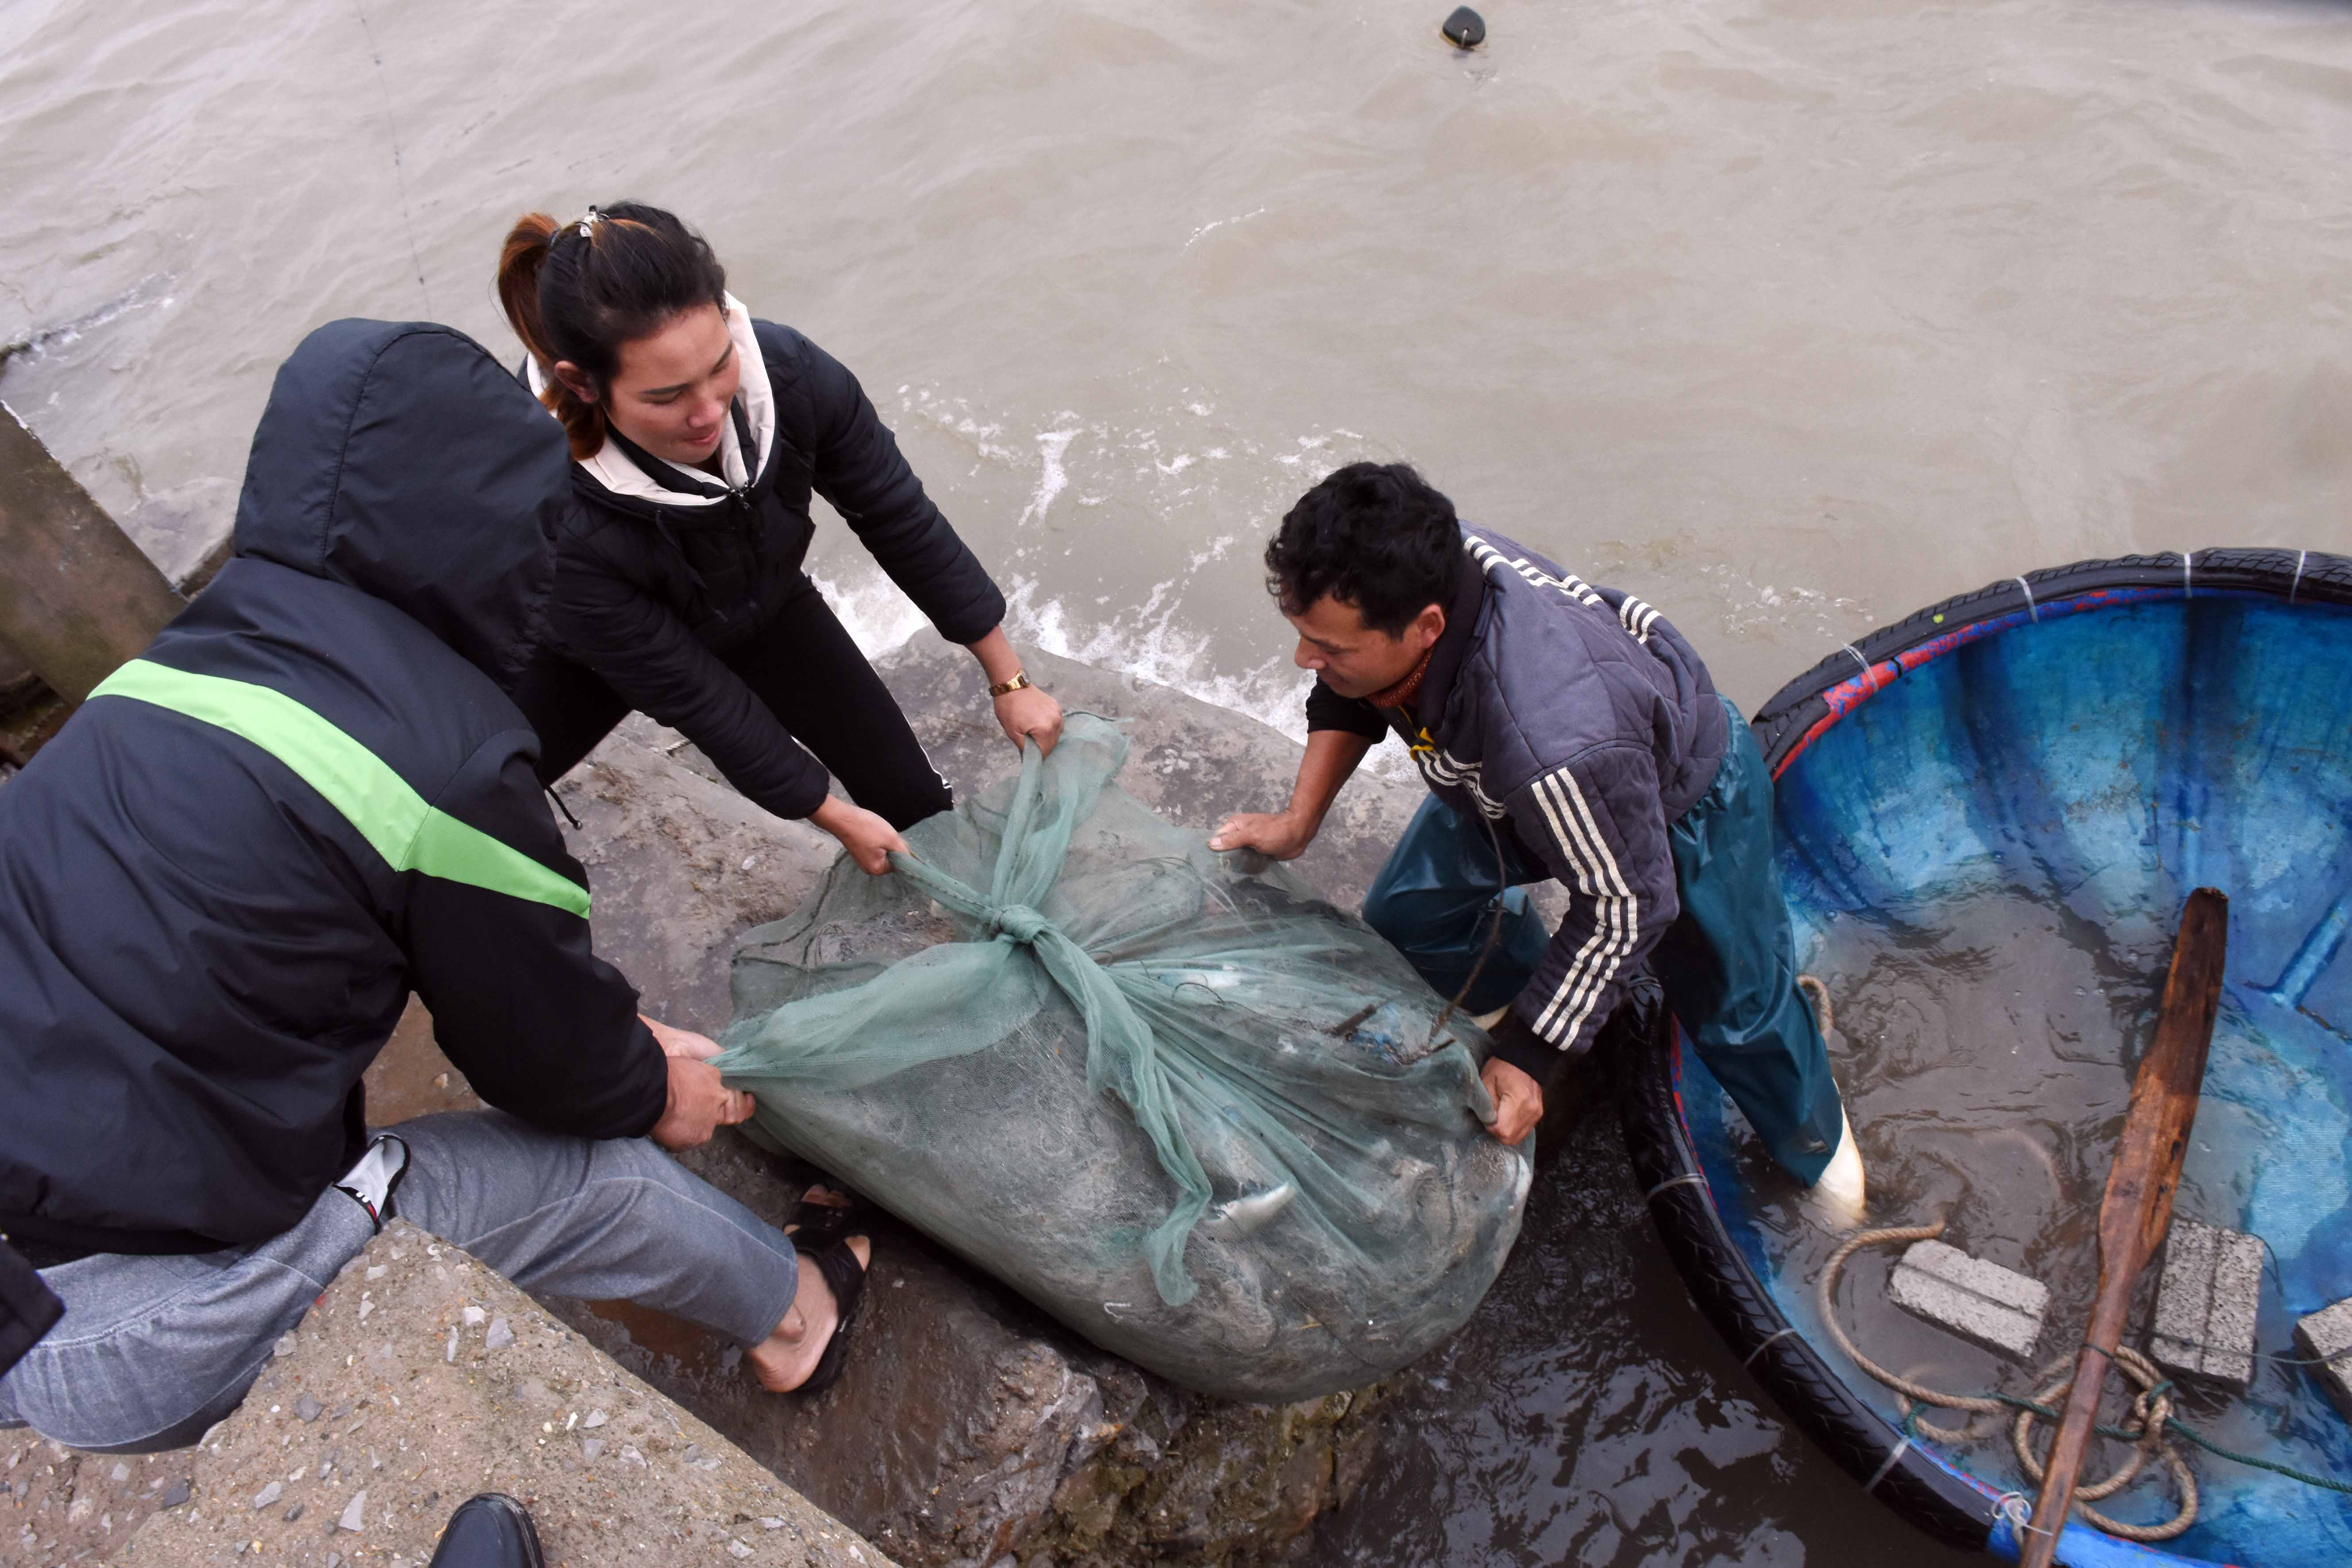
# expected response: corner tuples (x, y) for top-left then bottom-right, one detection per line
(1264, 462), (1461, 634)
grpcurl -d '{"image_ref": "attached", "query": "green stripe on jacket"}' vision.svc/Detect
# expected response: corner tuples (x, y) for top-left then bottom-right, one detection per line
(89, 658), (591, 918)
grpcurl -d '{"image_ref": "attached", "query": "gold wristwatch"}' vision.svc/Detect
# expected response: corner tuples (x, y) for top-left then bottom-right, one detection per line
(989, 671), (1034, 697)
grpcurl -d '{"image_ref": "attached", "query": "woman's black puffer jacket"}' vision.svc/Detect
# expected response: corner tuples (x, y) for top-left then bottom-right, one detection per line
(545, 317), (1005, 818)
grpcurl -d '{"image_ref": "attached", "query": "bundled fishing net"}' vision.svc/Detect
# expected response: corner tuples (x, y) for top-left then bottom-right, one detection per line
(714, 714), (1531, 1402)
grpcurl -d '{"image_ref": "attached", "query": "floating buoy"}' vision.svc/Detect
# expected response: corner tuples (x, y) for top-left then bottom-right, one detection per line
(1440, 6), (1486, 49)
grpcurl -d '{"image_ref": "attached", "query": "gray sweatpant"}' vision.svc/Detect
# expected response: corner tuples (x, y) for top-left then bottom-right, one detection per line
(0, 1111), (800, 1453)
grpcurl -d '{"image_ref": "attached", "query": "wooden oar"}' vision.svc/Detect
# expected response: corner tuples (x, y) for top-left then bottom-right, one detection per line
(2018, 887), (2228, 1568)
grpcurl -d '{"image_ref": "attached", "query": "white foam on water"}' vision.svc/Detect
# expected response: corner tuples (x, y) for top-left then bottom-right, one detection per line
(1021, 426), (1081, 523)
(1182, 207), (1267, 249)
(809, 571), (932, 658)
(812, 561), (1309, 739)
(859, 387), (1417, 778)
(3, 272), (178, 363)
(1004, 574), (1431, 787)
(812, 560), (1418, 788)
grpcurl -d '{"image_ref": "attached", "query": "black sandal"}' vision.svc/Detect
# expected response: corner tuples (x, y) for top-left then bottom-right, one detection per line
(792, 1237), (870, 1397)
(783, 1186), (866, 1250)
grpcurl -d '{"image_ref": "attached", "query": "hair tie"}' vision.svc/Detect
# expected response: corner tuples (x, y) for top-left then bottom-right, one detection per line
(574, 206), (603, 242)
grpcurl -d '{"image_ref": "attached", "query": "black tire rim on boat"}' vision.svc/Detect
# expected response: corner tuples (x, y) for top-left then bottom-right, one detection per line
(1615, 547), (2352, 1555)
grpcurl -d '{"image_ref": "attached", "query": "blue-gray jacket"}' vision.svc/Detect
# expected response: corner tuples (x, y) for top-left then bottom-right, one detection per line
(1308, 526), (1728, 1063)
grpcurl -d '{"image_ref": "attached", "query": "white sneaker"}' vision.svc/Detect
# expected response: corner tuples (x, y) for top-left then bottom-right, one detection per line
(333, 1134), (411, 1231)
(1804, 1106), (1867, 1227)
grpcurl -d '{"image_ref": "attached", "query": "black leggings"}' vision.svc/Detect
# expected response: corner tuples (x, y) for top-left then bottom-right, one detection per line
(518, 579), (953, 832)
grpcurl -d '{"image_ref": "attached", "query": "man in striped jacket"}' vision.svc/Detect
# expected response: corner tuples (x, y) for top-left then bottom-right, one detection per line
(1211, 463), (1861, 1206)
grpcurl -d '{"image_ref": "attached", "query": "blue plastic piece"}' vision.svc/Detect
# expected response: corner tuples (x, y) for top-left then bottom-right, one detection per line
(1986, 1510), (2232, 1566)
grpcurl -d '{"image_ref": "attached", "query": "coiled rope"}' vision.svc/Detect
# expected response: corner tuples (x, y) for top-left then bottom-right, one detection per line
(1818, 1221), (2198, 1541)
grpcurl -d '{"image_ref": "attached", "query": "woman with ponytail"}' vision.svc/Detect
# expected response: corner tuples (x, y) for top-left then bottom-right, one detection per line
(495, 202), (1061, 872)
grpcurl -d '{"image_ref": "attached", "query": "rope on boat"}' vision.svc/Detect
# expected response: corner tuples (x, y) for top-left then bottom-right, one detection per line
(1796, 975), (1833, 1038)
(1818, 1221), (2198, 1541)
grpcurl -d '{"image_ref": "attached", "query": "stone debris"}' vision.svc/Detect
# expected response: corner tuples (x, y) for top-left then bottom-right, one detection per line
(366, 1264), (388, 1280)
(284, 1503), (305, 1523)
(337, 1488), (369, 1533)
(251, 1481), (282, 1509)
(159, 1479), (192, 1508)
(462, 1305), (486, 1327)
(295, 1392), (324, 1422)
(2294, 1296), (2352, 1422)
(728, 1541), (753, 1559)
(581, 1439), (605, 1461)
(446, 1326), (459, 1363)
(2149, 1219), (2263, 1388)
(582, 1408), (608, 1428)
(1889, 1239), (2049, 1360)
(485, 1315), (516, 1351)
(273, 1332), (299, 1358)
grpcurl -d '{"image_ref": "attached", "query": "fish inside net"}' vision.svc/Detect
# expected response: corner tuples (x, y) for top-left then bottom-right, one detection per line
(714, 713), (1532, 1402)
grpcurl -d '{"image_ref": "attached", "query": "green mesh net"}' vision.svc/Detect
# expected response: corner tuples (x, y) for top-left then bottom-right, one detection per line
(714, 714), (1531, 1402)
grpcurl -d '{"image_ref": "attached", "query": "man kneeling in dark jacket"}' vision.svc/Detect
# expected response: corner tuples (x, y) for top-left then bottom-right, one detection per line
(1212, 463), (1864, 1214)
(0, 321), (860, 1453)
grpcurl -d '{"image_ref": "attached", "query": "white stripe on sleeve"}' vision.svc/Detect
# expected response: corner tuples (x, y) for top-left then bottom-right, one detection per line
(1529, 769), (1639, 1045)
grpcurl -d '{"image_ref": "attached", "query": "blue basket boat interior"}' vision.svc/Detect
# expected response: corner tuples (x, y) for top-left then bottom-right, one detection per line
(1622, 549), (2352, 1568)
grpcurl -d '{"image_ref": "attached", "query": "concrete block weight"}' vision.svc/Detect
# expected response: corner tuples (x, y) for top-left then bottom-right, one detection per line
(2294, 1298), (2352, 1424)
(1888, 1240), (2049, 1362)
(2149, 1219), (2263, 1389)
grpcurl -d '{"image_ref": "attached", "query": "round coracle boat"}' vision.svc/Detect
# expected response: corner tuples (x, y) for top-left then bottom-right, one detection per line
(1623, 549), (2352, 1567)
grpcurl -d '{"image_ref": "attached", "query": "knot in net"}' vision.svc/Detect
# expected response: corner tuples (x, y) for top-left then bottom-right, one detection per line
(984, 902), (1052, 944)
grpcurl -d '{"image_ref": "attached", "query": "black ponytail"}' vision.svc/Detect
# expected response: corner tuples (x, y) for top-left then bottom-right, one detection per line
(496, 201), (729, 459)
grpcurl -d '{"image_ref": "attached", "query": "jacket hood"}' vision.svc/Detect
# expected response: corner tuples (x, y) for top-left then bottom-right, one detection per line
(232, 319), (570, 690)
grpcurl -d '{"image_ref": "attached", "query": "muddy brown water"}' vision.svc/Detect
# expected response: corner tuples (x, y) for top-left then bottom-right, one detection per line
(5, 0), (2350, 1562)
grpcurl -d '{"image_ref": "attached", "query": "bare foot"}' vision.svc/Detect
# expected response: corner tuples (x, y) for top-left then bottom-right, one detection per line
(744, 1236), (870, 1392)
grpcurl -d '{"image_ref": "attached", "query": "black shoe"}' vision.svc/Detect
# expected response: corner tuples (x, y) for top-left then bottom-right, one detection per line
(428, 1493), (544, 1568)
(784, 1185), (869, 1250)
(793, 1238), (871, 1398)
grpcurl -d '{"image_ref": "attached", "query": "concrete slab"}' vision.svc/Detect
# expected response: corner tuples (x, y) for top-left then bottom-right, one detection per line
(2149, 1219), (2263, 1389)
(1888, 1240), (2048, 1362)
(2294, 1297), (2352, 1425)
(4, 1427), (196, 1566)
(119, 1221), (890, 1568)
